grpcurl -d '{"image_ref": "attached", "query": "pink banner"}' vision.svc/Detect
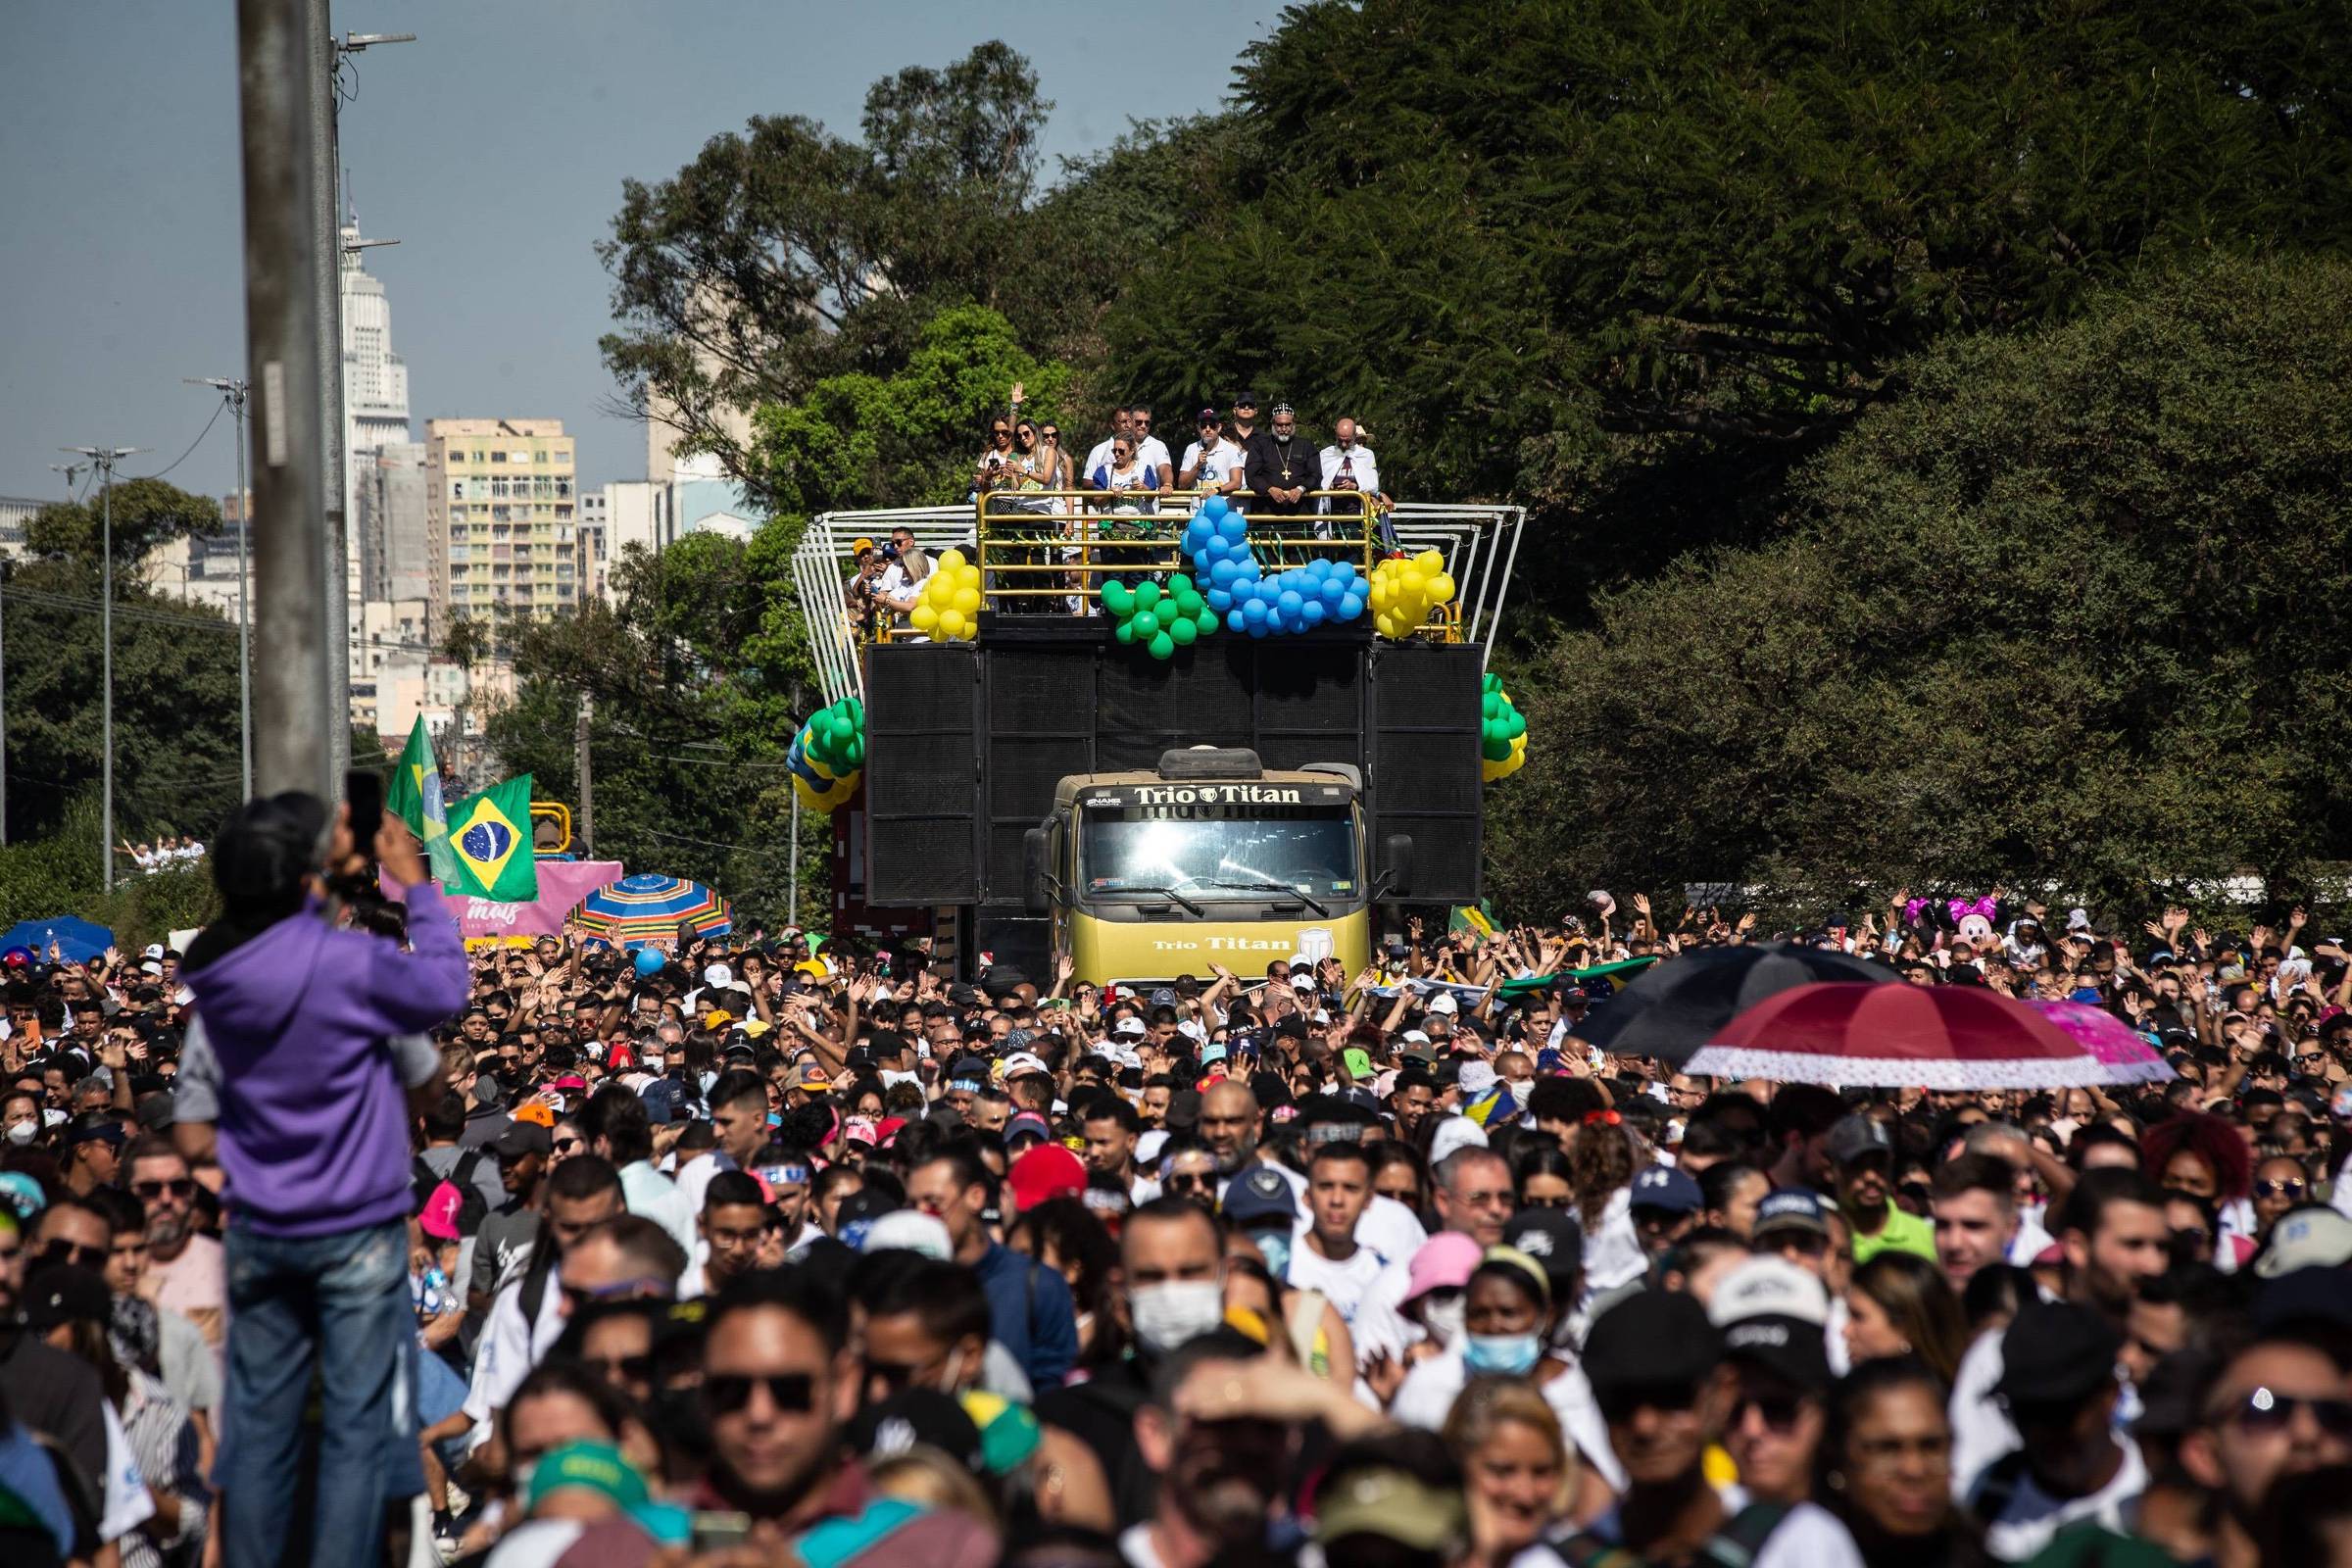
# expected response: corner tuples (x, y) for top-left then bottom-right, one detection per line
(385, 860), (624, 942)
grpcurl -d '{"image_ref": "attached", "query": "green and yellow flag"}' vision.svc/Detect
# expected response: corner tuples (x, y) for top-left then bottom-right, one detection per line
(443, 774), (538, 902)
(1495, 955), (1659, 1000)
(384, 716), (461, 884)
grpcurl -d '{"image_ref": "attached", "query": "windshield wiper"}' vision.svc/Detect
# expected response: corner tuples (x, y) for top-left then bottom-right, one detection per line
(1102, 884), (1206, 917)
(1211, 880), (1330, 917)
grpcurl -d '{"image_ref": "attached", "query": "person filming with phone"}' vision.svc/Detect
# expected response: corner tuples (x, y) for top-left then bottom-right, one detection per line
(178, 787), (470, 1568)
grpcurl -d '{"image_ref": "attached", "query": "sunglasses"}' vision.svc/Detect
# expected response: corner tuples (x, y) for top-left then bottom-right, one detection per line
(552, 1137), (583, 1155)
(1731, 1392), (1807, 1433)
(704, 1371), (815, 1415)
(1163, 1171), (1214, 1194)
(38, 1239), (108, 1270)
(1597, 1382), (1701, 1425)
(133, 1178), (194, 1201)
(560, 1278), (668, 1315)
(1040, 428), (1058, 439)
(583, 1353), (654, 1385)
(2219, 1388), (2352, 1437)
(2253, 1178), (2308, 1200)
(991, 427), (1010, 437)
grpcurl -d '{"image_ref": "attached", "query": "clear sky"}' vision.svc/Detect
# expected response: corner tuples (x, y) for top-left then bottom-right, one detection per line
(0, 1), (1279, 504)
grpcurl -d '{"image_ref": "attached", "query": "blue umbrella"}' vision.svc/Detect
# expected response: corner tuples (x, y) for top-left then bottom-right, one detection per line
(1, 916), (117, 965)
(574, 874), (732, 950)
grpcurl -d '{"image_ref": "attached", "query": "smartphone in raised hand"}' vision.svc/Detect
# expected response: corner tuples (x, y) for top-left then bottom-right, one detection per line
(346, 769), (385, 861)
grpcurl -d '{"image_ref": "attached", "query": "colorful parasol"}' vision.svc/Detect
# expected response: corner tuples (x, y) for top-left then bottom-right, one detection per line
(573, 874), (732, 949)
(0, 916), (116, 966)
(2024, 999), (2177, 1086)
(1686, 982), (2131, 1090)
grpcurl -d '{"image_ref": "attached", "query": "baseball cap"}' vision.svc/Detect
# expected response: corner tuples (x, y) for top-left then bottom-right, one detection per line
(1501, 1209), (1585, 1293)
(860, 1209), (953, 1260)
(1583, 1290), (1725, 1400)
(511, 1101), (557, 1129)
(1007, 1144), (1088, 1212)
(1291, 973), (1317, 992)
(1426, 991), (1459, 1015)
(524, 1440), (649, 1516)
(1232, 390), (1260, 407)
(1628, 1164), (1702, 1215)
(1456, 1060), (1497, 1098)
(418, 1183), (465, 1241)
(1316, 1464), (1469, 1552)
(1222, 1165), (1299, 1228)
(1427, 1116), (1489, 1167)
(1401, 1231), (1483, 1303)
(1342, 1047), (1375, 1079)
(849, 1389), (987, 1475)
(1752, 1187), (1831, 1240)
(1721, 1310), (1833, 1394)
(1996, 1302), (2120, 1410)
(1004, 1112), (1054, 1149)
(2254, 1208), (2352, 1279)
(550, 1074), (589, 1094)
(1708, 1256), (1830, 1328)
(785, 1060), (829, 1093)
(0, 1171), (47, 1223)
(1824, 1113), (1892, 1168)
(493, 1121), (553, 1162)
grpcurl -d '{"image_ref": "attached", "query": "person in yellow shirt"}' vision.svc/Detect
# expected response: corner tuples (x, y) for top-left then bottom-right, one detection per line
(1826, 1113), (1937, 1265)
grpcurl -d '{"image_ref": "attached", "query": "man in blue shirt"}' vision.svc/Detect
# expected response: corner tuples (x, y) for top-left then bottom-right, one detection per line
(904, 1146), (1078, 1390)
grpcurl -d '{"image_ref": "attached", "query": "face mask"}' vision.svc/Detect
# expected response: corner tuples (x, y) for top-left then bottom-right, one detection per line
(642, 1055), (665, 1074)
(1419, 1294), (1467, 1348)
(5, 1120), (35, 1146)
(880, 1069), (922, 1093)
(1463, 1332), (1542, 1377)
(1250, 1230), (1292, 1282)
(1129, 1280), (1225, 1355)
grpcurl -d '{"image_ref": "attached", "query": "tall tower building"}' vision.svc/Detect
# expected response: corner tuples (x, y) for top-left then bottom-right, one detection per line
(341, 178), (412, 601)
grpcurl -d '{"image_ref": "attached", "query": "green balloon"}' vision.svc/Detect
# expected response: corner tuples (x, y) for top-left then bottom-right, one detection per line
(1115, 618), (1136, 644)
(1169, 615), (1198, 646)
(1483, 694), (1501, 720)
(1172, 573), (1196, 594)
(1149, 630), (1176, 660)
(1137, 581), (1161, 611)
(1102, 581), (1134, 616)
(1133, 609), (1159, 637)
(1483, 737), (1511, 761)
(1196, 609), (1219, 636)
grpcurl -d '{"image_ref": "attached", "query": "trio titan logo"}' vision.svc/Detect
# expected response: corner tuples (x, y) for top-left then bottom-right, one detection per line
(1126, 784), (1306, 807)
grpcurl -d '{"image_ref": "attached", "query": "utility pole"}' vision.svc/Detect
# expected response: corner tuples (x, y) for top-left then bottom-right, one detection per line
(0, 558), (9, 847)
(187, 377), (254, 801)
(307, 0), (351, 787)
(236, 0), (336, 799)
(575, 691), (593, 857)
(62, 446), (146, 890)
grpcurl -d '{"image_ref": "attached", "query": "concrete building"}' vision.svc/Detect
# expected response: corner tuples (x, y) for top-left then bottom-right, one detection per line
(340, 191), (412, 590)
(0, 496), (44, 560)
(358, 442), (430, 605)
(576, 488), (609, 603)
(583, 480), (674, 604)
(422, 417), (578, 643)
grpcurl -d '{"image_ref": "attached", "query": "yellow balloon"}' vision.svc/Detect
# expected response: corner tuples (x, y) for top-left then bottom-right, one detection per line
(953, 587), (980, 614)
(1415, 550), (1444, 573)
(938, 548), (966, 571)
(939, 609), (968, 640)
(1428, 572), (1456, 604)
(910, 603), (939, 630)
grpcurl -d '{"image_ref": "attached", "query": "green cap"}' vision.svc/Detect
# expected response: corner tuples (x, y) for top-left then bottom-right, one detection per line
(525, 1440), (648, 1515)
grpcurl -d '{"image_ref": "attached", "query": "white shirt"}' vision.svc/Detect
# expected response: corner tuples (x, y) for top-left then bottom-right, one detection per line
(1392, 1348), (1628, 1494)
(619, 1160), (697, 1258)
(1581, 1188), (1647, 1298)
(1318, 442), (1383, 504)
(462, 1268), (566, 1447)
(1179, 438), (1247, 491)
(97, 1396), (156, 1544)
(1971, 1439), (2148, 1562)
(1133, 435), (1174, 476)
(1947, 1326), (2019, 1496)
(1286, 1237), (1387, 1325)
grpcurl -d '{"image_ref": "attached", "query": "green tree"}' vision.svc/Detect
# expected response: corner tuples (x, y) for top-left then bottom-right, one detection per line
(1486, 257), (2352, 922)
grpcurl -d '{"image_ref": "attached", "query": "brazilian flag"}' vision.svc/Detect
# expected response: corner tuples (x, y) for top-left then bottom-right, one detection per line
(1494, 955), (1658, 1000)
(384, 716), (461, 884)
(444, 774), (538, 902)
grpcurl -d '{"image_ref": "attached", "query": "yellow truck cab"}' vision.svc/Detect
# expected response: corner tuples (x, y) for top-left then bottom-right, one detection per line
(1023, 746), (1410, 989)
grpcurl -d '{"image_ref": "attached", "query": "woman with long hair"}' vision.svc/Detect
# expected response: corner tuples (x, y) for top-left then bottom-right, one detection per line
(1571, 1114), (1645, 1295)
(1445, 1378), (1580, 1565)
(1818, 1358), (1984, 1568)
(1842, 1251), (1970, 1388)
(1511, 1139), (1574, 1211)
(1009, 1197), (1124, 1366)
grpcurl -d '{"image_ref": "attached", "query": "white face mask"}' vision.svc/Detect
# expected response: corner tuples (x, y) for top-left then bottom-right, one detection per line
(4, 1120), (35, 1147)
(1129, 1280), (1225, 1355)
(1419, 1293), (1467, 1348)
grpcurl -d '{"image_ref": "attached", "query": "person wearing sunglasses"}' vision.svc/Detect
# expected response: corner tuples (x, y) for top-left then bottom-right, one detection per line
(124, 1138), (225, 1362)
(2247, 1154), (2312, 1241)
(2178, 1331), (2352, 1568)
(1557, 1289), (1862, 1568)
(1710, 1257), (1834, 1509)
(692, 1269), (867, 1530)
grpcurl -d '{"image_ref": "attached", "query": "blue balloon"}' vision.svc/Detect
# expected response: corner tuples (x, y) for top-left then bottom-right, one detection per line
(1227, 608), (1248, 632)
(1219, 511), (1248, 542)
(1248, 617), (1270, 638)
(1209, 558), (1238, 586)
(1237, 560), (1261, 582)
(1243, 599), (1267, 624)
(1339, 593), (1365, 619)
(1319, 577), (1346, 607)
(1277, 590), (1303, 616)
(1300, 599), (1327, 626)
(633, 948), (665, 976)
(1200, 495), (1228, 521)
(1206, 587), (1231, 612)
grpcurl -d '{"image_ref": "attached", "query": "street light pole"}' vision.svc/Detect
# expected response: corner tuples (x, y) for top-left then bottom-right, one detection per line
(62, 445), (146, 890)
(187, 377), (254, 800)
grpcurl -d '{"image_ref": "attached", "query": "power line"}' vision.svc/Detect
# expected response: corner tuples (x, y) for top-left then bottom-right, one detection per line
(130, 399), (227, 482)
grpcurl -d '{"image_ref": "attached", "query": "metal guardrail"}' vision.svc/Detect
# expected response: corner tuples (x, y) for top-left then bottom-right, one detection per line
(790, 496), (1524, 706)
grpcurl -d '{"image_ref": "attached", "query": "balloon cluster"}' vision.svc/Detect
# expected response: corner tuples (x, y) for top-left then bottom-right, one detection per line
(1369, 550), (1457, 640)
(907, 549), (984, 643)
(1180, 496), (1368, 637)
(1102, 575), (1219, 660)
(1481, 673), (1527, 782)
(787, 696), (865, 812)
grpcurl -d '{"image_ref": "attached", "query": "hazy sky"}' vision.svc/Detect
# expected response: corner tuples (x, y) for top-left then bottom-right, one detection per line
(0, 1), (1279, 504)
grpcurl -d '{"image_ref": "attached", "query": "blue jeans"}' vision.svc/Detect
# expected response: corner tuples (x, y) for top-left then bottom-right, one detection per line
(220, 1217), (414, 1568)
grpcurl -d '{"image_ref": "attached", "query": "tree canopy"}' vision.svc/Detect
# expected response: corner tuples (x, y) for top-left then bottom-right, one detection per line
(1486, 257), (2352, 919)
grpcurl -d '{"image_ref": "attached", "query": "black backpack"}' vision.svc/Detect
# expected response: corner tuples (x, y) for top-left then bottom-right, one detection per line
(411, 1148), (494, 1237)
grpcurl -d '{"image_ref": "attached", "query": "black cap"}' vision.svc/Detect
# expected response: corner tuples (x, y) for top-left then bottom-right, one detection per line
(1824, 1113), (1891, 1168)
(1996, 1302), (2120, 1411)
(1722, 1315), (1833, 1394)
(492, 1121), (553, 1161)
(1502, 1209), (1585, 1292)
(133, 1092), (175, 1133)
(848, 1388), (985, 1473)
(1165, 1089), (1202, 1133)
(65, 1112), (122, 1150)
(21, 1263), (110, 1331)
(1583, 1289), (1723, 1396)
(1231, 391), (1259, 408)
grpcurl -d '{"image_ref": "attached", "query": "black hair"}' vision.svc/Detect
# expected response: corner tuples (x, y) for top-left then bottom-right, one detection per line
(703, 1170), (764, 1213)
(706, 1264), (852, 1357)
(706, 1068), (767, 1115)
(851, 1250), (990, 1352)
(546, 1152), (623, 1205)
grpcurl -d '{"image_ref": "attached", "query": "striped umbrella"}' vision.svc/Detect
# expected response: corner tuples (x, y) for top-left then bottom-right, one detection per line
(573, 873), (732, 949)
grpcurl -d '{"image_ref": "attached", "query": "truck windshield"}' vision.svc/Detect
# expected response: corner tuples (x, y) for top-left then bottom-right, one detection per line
(1079, 806), (1358, 902)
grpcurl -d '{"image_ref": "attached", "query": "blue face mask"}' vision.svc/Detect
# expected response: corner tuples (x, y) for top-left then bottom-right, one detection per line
(1251, 1229), (1292, 1282)
(1463, 1332), (1542, 1377)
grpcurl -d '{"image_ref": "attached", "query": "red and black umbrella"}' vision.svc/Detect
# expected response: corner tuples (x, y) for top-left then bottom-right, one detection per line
(1569, 943), (1901, 1066)
(1686, 981), (2128, 1090)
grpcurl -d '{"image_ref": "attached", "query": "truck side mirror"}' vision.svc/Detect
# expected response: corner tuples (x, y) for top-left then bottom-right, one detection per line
(1381, 833), (1413, 900)
(1023, 828), (1050, 916)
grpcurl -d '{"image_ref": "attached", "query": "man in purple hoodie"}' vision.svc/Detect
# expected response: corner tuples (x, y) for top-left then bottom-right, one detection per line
(182, 793), (468, 1568)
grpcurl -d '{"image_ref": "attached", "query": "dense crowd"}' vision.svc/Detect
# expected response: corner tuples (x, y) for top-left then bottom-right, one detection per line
(4, 809), (2351, 1568)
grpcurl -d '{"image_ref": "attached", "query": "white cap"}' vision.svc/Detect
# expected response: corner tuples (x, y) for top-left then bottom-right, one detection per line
(1402, 1029), (1432, 1045)
(862, 1210), (954, 1260)
(1291, 973), (1317, 990)
(703, 962), (734, 990)
(1426, 991), (1459, 1015)
(1428, 1115), (1489, 1166)
(1707, 1255), (1830, 1328)
(2256, 1208), (2352, 1278)
(1457, 1060), (1497, 1098)
(1113, 1017), (1147, 1038)
(1136, 1129), (1170, 1167)
(2066, 906), (2093, 932)
(1000, 1051), (1049, 1078)
(1176, 1019), (1207, 1044)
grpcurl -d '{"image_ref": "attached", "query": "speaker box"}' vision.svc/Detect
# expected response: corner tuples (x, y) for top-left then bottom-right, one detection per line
(864, 643), (980, 904)
(1370, 644), (1484, 903)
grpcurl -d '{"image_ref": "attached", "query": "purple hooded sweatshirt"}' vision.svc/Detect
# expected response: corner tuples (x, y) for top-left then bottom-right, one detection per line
(184, 884), (469, 1237)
